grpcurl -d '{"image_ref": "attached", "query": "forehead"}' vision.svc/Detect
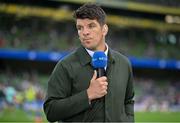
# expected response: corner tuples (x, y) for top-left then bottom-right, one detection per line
(76, 18), (100, 26)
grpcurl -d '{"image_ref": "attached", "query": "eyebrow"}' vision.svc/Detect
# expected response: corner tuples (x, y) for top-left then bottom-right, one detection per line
(89, 22), (97, 26)
(76, 22), (97, 27)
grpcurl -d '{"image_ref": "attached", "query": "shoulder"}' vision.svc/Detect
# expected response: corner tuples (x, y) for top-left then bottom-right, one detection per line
(56, 49), (78, 68)
(110, 49), (132, 67)
(50, 50), (78, 78)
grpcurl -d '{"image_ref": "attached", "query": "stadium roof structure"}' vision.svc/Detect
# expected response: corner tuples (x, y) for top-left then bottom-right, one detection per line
(0, 1), (180, 32)
(55, 0), (180, 15)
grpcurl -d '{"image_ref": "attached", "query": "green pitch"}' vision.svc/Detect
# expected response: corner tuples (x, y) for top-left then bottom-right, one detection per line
(0, 108), (180, 122)
(0, 108), (47, 122)
(135, 112), (180, 122)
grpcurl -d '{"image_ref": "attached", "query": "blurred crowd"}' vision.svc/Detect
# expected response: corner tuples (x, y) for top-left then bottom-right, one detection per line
(0, 14), (180, 59)
(0, 71), (179, 113)
(0, 71), (46, 121)
(0, 16), (77, 51)
(134, 78), (180, 112)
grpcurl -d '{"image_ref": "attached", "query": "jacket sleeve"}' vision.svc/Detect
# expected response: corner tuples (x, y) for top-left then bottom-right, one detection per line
(124, 61), (135, 122)
(43, 62), (90, 122)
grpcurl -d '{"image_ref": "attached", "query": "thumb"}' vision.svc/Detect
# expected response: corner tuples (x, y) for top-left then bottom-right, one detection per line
(91, 70), (97, 81)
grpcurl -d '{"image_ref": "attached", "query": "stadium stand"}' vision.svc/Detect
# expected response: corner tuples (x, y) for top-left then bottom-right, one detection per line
(0, 13), (180, 59)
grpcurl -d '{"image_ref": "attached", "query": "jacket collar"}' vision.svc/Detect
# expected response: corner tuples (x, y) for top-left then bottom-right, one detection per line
(76, 45), (115, 66)
(76, 45), (91, 66)
(108, 47), (115, 64)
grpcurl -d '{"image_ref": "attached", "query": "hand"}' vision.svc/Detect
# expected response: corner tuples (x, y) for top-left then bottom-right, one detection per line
(87, 70), (108, 101)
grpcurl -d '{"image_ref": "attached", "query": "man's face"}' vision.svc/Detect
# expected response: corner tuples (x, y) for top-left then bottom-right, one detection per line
(76, 18), (108, 51)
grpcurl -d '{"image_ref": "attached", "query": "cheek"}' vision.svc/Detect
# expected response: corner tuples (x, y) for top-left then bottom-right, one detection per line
(78, 32), (83, 39)
(77, 31), (81, 36)
(94, 31), (103, 39)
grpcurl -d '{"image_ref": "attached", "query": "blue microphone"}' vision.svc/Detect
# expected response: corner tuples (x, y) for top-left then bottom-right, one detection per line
(92, 51), (108, 77)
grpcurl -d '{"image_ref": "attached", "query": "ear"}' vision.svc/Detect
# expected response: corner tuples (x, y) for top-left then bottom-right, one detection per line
(102, 24), (108, 36)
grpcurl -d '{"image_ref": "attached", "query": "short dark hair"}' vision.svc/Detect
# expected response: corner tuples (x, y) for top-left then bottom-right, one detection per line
(73, 3), (106, 26)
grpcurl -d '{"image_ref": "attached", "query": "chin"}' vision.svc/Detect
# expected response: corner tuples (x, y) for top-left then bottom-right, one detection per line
(82, 44), (92, 49)
(82, 42), (97, 50)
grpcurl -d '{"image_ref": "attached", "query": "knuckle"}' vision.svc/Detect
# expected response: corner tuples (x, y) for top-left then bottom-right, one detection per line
(99, 81), (104, 85)
(102, 77), (107, 80)
(105, 86), (107, 90)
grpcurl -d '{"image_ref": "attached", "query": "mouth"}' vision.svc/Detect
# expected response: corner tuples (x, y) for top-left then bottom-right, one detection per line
(82, 39), (91, 45)
(83, 39), (91, 41)
(83, 37), (92, 41)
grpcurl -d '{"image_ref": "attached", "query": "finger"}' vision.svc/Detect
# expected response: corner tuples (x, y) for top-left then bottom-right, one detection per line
(99, 81), (108, 86)
(104, 81), (108, 86)
(91, 70), (97, 81)
(98, 76), (107, 81)
(97, 77), (107, 83)
(103, 90), (108, 95)
(102, 85), (107, 90)
(99, 90), (107, 97)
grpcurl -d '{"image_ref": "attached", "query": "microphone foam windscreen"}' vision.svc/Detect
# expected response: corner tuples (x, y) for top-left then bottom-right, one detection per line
(92, 51), (107, 68)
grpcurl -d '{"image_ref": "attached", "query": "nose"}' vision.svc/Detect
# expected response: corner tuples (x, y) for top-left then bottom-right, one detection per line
(82, 27), (90, 36)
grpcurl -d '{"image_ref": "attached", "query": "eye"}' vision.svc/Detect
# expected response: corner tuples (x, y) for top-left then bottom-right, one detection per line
(76, 26), (82, 31)
(89, 23), (96, 29)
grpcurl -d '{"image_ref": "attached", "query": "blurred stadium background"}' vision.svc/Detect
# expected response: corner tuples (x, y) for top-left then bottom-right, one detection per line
(0, 0), (180, 122)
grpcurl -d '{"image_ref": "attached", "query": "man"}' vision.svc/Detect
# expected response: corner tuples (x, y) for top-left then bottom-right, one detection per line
(43, 3), (134, 122)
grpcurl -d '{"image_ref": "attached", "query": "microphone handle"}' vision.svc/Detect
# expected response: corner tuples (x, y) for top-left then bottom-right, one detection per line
(97, 68), (106, 78)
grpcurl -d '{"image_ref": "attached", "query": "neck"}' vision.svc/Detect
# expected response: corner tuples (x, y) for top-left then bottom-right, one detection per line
(94, 40), (106, 51)
(97, 43), (106, 51)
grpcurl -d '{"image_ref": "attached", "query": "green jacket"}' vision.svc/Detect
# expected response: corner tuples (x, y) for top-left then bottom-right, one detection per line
(44, 45), (134, 122)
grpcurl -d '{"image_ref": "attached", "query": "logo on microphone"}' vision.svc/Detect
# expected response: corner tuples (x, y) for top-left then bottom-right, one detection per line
(92, 57), (107, 62)
(92, 51), (107, 68)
